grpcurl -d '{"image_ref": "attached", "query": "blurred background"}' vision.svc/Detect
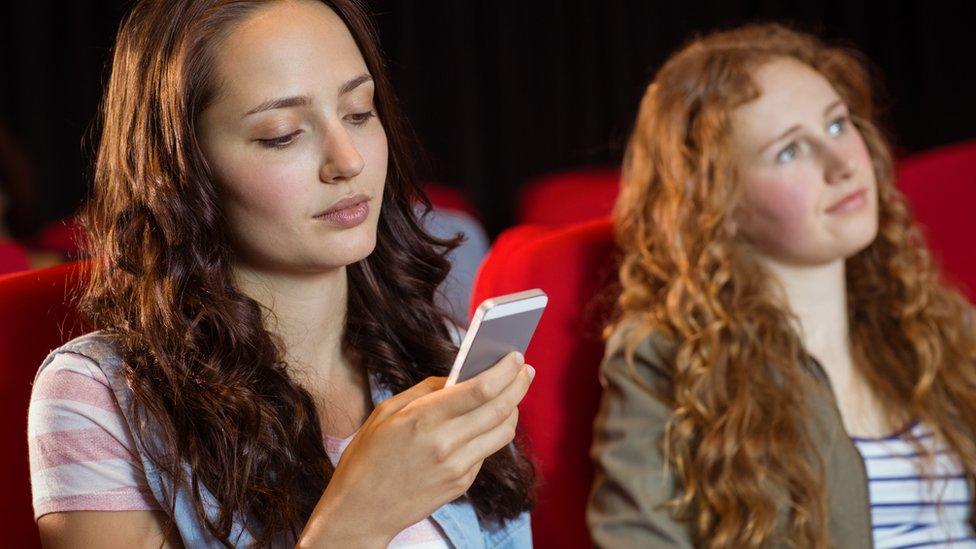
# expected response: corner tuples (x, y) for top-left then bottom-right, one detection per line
(0, 0), (974, 243)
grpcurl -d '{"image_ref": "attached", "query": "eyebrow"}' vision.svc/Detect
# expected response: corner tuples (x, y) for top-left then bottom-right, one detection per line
(243, 73), (374, 117)
(339, 73), (373, 96)
(244, 95), (310, 117)
(757, 99), (847, 154)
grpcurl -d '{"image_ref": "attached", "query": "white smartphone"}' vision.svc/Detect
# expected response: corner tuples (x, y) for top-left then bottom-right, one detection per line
(445, 289), (548, 387)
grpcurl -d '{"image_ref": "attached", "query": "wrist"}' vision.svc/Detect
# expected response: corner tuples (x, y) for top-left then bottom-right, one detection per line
(297, 485), (392, 549)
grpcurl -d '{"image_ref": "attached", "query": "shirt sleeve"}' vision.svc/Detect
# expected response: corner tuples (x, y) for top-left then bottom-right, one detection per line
(587, 327), (694, 548)
(28, 351), (160, 520)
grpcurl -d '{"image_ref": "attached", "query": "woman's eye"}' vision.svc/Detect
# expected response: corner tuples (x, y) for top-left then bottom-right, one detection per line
(346, 111), (376, 126)
(776, 142), (799, 163)
(257, 130), (301, 149)
(828, 116), (849, 136)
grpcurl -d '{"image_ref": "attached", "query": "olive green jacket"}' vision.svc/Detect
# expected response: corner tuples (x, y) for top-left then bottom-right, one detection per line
(587, 325), (873, 548)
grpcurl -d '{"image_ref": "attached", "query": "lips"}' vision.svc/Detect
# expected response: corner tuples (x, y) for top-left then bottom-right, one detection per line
(317, 194), (369, 216)
(314, 193), (370, 228)
(826, 188), (868, 214)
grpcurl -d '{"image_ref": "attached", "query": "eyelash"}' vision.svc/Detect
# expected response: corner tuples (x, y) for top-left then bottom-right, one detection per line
(258, 130), (301, 149)
(347, 110), (377, 125)
(256, 112), (377, 150)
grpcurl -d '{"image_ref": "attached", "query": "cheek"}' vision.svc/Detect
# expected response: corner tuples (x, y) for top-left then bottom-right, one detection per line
(740, 174), (818, 240)
(217, 155), (309, 223)
(354, 126), (389, 193)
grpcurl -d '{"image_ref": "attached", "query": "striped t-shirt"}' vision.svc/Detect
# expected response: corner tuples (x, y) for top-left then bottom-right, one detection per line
(852, 422), (976, 548)
(28, 351), (449, 548)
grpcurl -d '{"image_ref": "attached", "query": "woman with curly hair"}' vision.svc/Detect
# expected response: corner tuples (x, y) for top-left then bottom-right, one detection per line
(27, 0), (536, 547)
(589, 24), (976, 548)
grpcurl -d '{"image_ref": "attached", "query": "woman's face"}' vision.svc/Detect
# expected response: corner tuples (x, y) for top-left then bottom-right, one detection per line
(198, 0), (388, 274)
(731, 57), (878, 267)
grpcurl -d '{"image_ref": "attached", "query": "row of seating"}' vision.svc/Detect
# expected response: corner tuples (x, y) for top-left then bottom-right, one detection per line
(1, 139), (974, 546)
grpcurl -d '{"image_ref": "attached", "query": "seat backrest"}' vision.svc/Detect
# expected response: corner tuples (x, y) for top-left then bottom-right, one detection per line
(30, 217), (85, 259)
(516, 167), (620, 226)
(470, 218), (616, 548)
(0, 240), (30, 275)
(0, 262), (90, 548)
(897, 139), (976, 300)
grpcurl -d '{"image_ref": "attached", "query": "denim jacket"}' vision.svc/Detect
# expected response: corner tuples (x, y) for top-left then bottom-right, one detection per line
(38, 332), (533, 548)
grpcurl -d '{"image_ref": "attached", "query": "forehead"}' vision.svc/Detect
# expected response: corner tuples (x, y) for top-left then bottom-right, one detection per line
(732, 57), (842, 147)
(210, 0), (368, 106)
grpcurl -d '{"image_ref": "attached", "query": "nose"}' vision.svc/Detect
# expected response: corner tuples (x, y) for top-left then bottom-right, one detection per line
(823, 142), (856, 186)
(319, 123), (365, 184)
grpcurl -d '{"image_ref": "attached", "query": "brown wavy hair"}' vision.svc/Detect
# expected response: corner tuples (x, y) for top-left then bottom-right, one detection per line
(612, 23), (976, 548)
(80, 0), (534, 545)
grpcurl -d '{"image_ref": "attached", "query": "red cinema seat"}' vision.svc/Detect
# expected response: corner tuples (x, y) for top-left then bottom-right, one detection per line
(470, 218), (617, 548)
(31, 217), (86, 259)
(469, 225), (550, 316)
(517, 167), (620, 226)
(0, 240), (30, 275)
(897, 140), (976, 301)
(0, 261), (91, 548)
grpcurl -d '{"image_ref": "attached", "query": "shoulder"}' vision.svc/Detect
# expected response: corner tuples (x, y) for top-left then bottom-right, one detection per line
(37, 330), (131, 396)
(29, 349), (158, 520)
(29, 347), (133, 448)
(37, 329), (123, 376)
(31, 350), (120, 426)
(602, 321), (677, 393)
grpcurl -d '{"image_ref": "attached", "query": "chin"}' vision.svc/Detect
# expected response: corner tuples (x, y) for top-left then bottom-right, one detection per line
(319, 234), (378, 268)
(834, 228), (878, 262)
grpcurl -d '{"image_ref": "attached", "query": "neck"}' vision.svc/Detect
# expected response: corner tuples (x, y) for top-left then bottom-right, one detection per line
(232, 262), (350, 382)
(760, 256), (850, 362)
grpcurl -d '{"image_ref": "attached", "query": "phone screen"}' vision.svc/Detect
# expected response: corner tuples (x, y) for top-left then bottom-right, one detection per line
(453, 304), (545, 383)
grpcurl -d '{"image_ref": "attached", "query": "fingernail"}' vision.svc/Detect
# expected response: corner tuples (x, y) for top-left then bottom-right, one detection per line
(514, 352), (525, 365)
(526, 365), (536, 380)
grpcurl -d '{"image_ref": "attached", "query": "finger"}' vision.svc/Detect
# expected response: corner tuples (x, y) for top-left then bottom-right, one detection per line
(425, 352), (526, 419)
(372, 376), (445, 419)
(444, 363), (533, 442)
(451, 407), (521, 469)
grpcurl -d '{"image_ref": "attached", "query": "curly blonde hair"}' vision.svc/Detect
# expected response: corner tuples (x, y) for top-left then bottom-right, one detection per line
(612, 23), (976, 548)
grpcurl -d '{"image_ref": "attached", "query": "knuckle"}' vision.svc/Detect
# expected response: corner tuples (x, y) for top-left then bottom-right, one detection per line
(406, 409), (431, 435)
(444, 458), (468, 481)
(490, 401), (510, 425)
(431, 440), (454, 464)
(473, 379), (495, 402)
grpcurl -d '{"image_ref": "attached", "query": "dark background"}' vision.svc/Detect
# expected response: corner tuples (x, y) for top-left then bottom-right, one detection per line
(2, 1), (974, 237)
